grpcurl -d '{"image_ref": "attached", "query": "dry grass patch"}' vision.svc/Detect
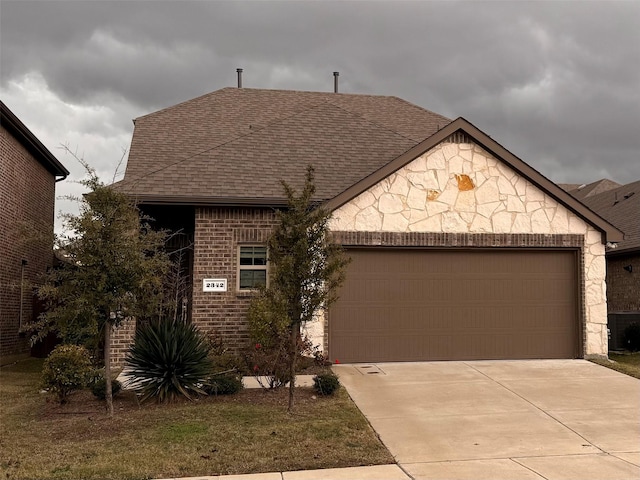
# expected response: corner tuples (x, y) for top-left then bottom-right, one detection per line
(591, 352), (640, 379)
(0, 358), (392, 480)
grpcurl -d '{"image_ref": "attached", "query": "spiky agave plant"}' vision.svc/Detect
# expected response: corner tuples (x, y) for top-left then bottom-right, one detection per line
(125, 319), (213, 402)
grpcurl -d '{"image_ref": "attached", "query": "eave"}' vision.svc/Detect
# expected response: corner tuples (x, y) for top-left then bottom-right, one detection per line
(0, 101), (69, 180)
(130, 194), (291, 209)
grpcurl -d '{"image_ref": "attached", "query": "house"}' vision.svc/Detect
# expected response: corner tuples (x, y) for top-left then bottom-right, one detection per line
(562, 180), (640, 350)
(113, 86), (622, 365)
(0, 101), (69, 359)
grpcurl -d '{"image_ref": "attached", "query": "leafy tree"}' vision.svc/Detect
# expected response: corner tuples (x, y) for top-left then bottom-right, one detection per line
(27, 156), (169, 416)
(260, 165), (349, 411)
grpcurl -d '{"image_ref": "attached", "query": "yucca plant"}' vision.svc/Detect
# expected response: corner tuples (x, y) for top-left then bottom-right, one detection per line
(125, 319), (213, 402)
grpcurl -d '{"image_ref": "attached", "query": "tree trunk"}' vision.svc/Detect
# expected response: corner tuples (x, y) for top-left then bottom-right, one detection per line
(287, 323), (297, 412)
(104, 322), (114, 417)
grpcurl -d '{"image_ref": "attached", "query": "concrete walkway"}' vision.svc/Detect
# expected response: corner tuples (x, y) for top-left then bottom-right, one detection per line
(161, 464), (408, 480)
(335, 360), (640, 480)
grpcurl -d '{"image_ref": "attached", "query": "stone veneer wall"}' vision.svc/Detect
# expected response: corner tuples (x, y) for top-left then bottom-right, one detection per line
(329, 136), (608, 357)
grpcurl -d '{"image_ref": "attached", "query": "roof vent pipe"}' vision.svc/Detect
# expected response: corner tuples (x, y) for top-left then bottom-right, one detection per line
(333, 71), (339, 93)
(237, 68), (243, 88)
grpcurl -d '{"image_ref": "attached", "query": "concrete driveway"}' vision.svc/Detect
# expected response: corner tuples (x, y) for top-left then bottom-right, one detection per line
(335, 360), (640, 480)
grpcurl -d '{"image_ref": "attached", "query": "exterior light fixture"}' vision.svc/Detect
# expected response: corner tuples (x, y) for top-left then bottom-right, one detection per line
(623, 265), (633, 273)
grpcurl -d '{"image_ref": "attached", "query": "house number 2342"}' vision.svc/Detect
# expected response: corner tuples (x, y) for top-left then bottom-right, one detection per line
(203, 279), (227, 292)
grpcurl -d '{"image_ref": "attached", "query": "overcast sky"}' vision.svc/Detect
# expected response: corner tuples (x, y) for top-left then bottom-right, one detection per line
(2, 1), (639, 232)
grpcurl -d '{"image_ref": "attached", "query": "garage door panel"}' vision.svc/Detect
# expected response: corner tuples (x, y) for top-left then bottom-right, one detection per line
(329, 249), (578, 362)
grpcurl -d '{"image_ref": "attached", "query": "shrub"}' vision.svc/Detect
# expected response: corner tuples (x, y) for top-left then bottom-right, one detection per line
(41, 344), (93, 404)
(245, 340), (293, 389)
(246, 290), (321, 389)
(125, 319), (213, 402)
(246, 290), (293, 389)
(246, 289), (289, 350)
(313, 371), (340, 396)
(206, 332), (244, 373)
(90, 376), (122, 400)
(203, 373), (243, 395)
(623, 323), (640, 352)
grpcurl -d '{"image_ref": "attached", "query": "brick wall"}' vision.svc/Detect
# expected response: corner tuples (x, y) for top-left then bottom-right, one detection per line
(606, 252), (640, 312)
(110, 318), (137, 368)
(191, 207), (278, 350)
(0, 125), (56, 358)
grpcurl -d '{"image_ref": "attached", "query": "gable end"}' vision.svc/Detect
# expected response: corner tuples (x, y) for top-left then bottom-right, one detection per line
(326, 117), (622, 243)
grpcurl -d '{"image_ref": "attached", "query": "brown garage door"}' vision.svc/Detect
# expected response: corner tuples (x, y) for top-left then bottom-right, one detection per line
(329, 249), (579, 362)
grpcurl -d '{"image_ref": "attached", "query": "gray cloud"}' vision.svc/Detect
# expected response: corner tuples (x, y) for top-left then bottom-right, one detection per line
(2, 0), (639, 201)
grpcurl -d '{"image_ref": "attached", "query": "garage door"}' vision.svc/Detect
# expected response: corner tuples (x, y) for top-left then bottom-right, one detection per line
(329, 249), (579, 362)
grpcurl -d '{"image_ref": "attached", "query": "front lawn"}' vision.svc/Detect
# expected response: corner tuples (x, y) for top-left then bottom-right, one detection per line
(0, 358), (393, 480)
(591, 352), (640, 379)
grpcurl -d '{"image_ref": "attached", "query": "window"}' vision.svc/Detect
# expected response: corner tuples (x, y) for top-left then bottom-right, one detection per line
(238, 246), (267, 290)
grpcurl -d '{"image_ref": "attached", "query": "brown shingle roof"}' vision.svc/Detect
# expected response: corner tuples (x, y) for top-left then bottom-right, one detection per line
(575, 180), (640, 253)
(563, 179), (622, 201)
(118, 87), (451, 203)
(118, 88), (623, 243)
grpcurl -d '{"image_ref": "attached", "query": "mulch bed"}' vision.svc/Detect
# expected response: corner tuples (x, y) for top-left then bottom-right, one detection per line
(40, 384), (321, 419)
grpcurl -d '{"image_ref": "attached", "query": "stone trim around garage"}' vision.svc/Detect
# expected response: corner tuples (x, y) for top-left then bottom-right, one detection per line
(328, 231), (586, 359)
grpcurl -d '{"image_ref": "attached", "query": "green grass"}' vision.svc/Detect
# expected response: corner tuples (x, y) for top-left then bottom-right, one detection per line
(591, 352), (640, 379)
(0, 358), (393, 480)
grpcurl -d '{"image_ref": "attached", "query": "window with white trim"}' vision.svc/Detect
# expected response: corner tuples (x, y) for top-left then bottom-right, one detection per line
(238, 245), (267, 290)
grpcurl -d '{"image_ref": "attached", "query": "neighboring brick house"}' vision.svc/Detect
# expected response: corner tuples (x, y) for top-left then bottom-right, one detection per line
(0, 101), (69, 359)
(562, 180), (640, 350)
(114, 86), (622, 365)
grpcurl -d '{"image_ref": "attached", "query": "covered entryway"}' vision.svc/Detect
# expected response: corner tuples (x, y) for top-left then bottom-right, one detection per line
(329, 249), (579, 362)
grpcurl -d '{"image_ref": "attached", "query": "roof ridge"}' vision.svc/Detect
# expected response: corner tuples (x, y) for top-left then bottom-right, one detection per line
(228, 86), (401, 99)
(583, 178), (639, 200)
(133, 87), (436, 122)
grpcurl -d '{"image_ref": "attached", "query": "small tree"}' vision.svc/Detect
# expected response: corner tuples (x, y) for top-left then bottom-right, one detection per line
(27, 155), (169, 416)
(260, 165), (349, 411)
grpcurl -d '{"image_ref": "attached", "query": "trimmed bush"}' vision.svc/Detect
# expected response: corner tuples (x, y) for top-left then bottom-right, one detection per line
(203, 373), (243, 395)
(125, 319), (213, 402)
(313, 371), (340, 396)
(245, 340), (293, 389)
(206, 332), (245, 373)
(41, 344), (93, 404)
(90, 376), (122, 400)
(623, 323), (640, 352)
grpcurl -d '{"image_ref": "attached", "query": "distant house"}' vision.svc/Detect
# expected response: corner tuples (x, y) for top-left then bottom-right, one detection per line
(563, 179), (640, 350)
(0, 101), (69, 359)
(114, 86), (622, 365)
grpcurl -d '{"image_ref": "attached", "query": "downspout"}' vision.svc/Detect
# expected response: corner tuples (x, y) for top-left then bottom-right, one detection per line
(19, 259), (27, 330)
